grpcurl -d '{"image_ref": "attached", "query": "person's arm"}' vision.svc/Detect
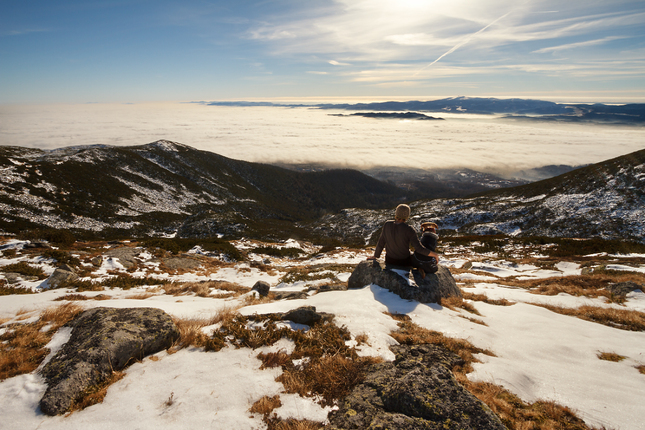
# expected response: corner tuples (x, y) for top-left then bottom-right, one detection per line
(410, 229), (439, 259)
(368, 224), (387, 260)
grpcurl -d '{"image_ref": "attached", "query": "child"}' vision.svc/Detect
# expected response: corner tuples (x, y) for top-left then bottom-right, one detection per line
(412, 222), (439, 277)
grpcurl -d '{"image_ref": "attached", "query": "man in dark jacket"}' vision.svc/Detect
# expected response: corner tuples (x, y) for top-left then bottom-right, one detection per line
(368, 204), (438, 268)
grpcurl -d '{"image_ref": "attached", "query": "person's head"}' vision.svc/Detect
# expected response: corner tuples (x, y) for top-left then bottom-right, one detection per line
(421, 222), (438, 232)
(394, 204), (411, 222)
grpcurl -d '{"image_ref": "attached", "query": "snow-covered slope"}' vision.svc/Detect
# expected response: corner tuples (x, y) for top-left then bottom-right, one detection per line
(1, 237), (644, 429)
(312, 148), (645, 244)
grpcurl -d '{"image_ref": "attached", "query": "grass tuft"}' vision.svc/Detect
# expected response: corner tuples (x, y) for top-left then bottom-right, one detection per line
(531, 303), (645, 332)
(67, 370), (126, 414)
(462, 291), (515, 306)
(0, 303), (83, 381)
(597, 352), (627, 362)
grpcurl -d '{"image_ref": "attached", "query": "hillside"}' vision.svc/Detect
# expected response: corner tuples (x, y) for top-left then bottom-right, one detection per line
(0, 141), (407, 239)
(1, 235), (644, 429)
(310, 148), (645, 244)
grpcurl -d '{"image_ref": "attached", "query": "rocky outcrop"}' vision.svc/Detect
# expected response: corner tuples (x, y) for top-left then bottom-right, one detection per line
(348, 260), (461, 303)
(104, 247), (140, 269)
(326, 344), (507, 429)
(39, 307), (180, 416)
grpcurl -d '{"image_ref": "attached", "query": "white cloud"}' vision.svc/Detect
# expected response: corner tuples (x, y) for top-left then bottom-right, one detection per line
(532, 36), (627, 53)
(329, 60), (350, 66)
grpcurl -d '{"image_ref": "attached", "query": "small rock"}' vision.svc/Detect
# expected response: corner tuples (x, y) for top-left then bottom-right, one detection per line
(274, 291), (309, 300)
(282, 306), (332, 326)
(4, 273), (22, 284)
(91, 256), (103, 267)
(251, 280), (271, 297)
(607, 281), (643, 296)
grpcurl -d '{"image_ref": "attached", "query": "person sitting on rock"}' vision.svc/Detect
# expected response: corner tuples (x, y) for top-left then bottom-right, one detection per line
(411, 222), (439, 276)
(367, 204), (438, 277)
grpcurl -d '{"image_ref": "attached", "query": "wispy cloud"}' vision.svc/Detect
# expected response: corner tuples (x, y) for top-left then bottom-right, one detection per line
(532, 36), (627, 53)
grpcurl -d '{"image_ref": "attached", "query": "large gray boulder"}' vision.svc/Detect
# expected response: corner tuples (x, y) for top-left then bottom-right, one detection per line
(45, 265), (79, 289)
(39, 307), (180, 415)
(348, 260), (461, 303)
(326, 344), (507, 429)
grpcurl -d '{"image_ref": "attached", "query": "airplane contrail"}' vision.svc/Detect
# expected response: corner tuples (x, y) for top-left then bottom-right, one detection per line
(413, 12), (511, 76)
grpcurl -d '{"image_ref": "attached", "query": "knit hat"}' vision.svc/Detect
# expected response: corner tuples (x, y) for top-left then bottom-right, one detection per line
(394, 204), (410, 221)
(421, 222), (438, 230)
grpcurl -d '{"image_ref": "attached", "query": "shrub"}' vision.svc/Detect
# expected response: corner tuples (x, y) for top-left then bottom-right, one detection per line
(252, 246), (304, 258)
(0, 262), (47, 279)
(19, 228), (76, 248)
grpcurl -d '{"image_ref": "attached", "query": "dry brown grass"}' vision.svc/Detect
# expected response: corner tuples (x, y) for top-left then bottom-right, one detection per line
(54, 293), (111, 301)
(0, 303), (83, 381)
(277, 353), (374, 407)
(636, 365), (645, 374)
(462, 291), (515, 306)
(125, 293), (154, 300)
(499, 272), (645, 303)
(249, 394), (282, 417)
(170, 306), (240, 351)
(441, 295), (482, 315)
(266, 418), (324, 430)
(67, 370), (126, 414)
(459, 378), (599, 430)
(389, 315), (494, 373)
(354, 333), (369, 346)
(258, 350), (292, 369)
(163, 280), (248, 298)
(597, 352), (626, 362)
(531, 303), (645, 331)
(389, 316), (600, 430)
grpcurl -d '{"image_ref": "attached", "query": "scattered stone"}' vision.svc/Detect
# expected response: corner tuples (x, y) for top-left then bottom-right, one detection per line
(90, 256), (103, 267)
(348, 260), (461, 303)
(311, 283), (348, 293)
(45, 266), (78, 289)
(326, 344), (507, 430)
(104, 247), (140, 269)
(24, 241), (50, 249)
(273, 291), (309, 300)
(607, 281), (643, 297)
(39, 307), (179, 416)
(462, 261), (473, 270)
(4, 273), (21, 284)
(251, 280), (271, 297)
(282, 306), (332, 326)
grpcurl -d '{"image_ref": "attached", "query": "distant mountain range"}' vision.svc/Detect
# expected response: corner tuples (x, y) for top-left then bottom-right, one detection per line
(1, 141), (643, 244)
(203, 96), (645, 124)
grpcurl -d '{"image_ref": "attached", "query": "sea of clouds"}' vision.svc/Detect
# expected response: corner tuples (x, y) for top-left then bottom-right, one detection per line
(1, 102), (644, 176)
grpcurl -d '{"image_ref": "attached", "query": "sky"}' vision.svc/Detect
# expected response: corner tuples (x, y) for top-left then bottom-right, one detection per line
(1, 0), (645, 104)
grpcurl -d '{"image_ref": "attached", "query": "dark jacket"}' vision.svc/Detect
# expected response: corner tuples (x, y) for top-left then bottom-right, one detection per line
(414, 231), (439, 262)
(374, 220), (431, 266)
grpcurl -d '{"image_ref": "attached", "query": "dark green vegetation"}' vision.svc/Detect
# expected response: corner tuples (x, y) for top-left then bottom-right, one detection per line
(140, 237), (243, 260)
(251, 246), (304, 258)
(0, 261), (47, 279)
(444, 235), (645, 257)
(0, 142), (408, 240)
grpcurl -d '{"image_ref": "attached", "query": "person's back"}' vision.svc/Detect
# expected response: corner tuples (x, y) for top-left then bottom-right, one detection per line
(369, 204), (438, 268)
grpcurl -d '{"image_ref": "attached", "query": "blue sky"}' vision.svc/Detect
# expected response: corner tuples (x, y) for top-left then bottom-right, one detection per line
(1, 0), (644, 103)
